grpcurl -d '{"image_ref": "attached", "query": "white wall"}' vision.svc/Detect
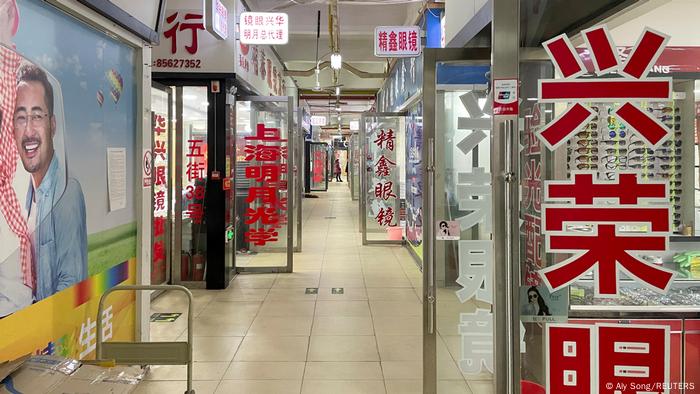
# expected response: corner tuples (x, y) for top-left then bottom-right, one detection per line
(444, 0), (488, 46)
(607, 0), (700, 46)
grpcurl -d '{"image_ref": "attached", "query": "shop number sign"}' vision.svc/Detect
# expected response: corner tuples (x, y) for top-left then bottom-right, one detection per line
(243, 124), (287, 246)
(536, 25), (675, 393)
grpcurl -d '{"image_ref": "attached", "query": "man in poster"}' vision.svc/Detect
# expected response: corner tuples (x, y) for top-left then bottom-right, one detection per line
(13, 63), (87, 301)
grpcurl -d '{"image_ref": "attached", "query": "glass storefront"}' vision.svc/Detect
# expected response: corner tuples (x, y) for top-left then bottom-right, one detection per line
(234, 97), (294, 271)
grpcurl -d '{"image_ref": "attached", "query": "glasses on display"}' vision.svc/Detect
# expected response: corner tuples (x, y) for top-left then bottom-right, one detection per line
(607, 129), (626, 138)
(576, 139), (599, 147)
(576, 131), (598, 138)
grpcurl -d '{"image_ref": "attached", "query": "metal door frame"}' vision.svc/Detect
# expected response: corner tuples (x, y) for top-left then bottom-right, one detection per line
(349, 131), (359, 201)
(150, 81), (173, 295)
(235, 95), (294, 274)
(295, 108), (304, 253)
(359, 111), (406, 245)
(420, 47), (493, 394)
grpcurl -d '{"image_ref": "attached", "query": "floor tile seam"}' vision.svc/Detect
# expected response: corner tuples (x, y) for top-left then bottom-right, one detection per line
(435, 332), (472, 385)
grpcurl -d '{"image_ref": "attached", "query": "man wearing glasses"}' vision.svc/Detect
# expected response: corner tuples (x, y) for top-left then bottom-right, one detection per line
(13, 63), (87, 301)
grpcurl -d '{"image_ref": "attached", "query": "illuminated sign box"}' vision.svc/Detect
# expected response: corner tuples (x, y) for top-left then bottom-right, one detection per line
(206, 0), (229, 40)
(310, 116), (327, 126)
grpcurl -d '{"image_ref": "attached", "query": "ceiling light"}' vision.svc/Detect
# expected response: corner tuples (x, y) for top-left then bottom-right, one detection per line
(335, 106), (341, 112)
(544, 109), (553, 113)
(330, 53), (342, 70)
(335, 86), (340, 96)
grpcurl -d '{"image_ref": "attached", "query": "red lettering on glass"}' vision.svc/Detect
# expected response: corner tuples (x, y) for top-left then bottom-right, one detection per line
(374, 181), (397, 201)
(540, 172), (674, 296)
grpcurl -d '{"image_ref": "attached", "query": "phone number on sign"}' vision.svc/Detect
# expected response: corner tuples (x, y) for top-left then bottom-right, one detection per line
(152, 59), (202, 69)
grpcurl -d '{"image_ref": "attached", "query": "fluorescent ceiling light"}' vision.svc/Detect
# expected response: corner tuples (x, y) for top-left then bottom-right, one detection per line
(335, 86), (340, 96)
(330, 53), (342, 70)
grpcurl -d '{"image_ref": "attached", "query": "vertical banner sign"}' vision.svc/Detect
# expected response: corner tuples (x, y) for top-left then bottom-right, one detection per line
(493, 79), (519, 115)
(243, 124), (288, 246)
(374, 26), (422, 58)
(239, 12), (289, 45)
(152, 113), (168, 284)
(370, 127), (398, 227)
(535, 24), (675, 393)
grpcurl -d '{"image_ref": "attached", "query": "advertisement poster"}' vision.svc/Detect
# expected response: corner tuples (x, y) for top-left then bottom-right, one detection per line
(519, 285), (568, 323)
(0, 0), (137, 361)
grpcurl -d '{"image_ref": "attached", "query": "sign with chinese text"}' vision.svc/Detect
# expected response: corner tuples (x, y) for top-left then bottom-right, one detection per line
(152, 112), (169, 284)
(374, 26), (421, 57)
(368, 126), (399, 227)
(205, 0), (229, 40)
(546, 323), (671, 394)
(493, 79), (519, 116)
(239, 12), (289, 45)
(310, 115), (327, 126)
(184, 139), (206, 225)
(235, 2), (287, 98)
(243, 124), (288, 246)
(152, 0), (236, 73)
(535, 25), (676, 298)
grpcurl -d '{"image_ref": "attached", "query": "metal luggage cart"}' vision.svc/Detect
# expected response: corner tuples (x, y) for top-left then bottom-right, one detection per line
(96, 284), (195, 394)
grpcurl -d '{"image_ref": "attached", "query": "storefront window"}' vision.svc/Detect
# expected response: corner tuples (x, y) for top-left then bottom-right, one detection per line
(517, 29), (700, 392)
(180, 86), (208, 281)
(235, 99), (290, 268)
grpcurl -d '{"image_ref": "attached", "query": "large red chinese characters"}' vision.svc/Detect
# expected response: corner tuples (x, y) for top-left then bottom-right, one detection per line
(547, 323), (670, 394)
(371, 128), (397, 227)
(540, 172), (674, 296)
(244, 124), (287, 246)
(537, 26), (672, 150)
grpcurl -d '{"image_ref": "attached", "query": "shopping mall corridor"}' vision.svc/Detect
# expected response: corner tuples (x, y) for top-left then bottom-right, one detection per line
(137, 183), (470, 394)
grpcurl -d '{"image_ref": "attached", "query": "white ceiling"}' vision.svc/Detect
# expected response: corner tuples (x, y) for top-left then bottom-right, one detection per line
(245, 0), (423, 121)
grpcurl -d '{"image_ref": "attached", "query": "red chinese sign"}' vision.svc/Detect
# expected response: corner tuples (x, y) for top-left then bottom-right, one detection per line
(547, 323), (670, 394)
(374, 26), (421, 58)
(152, 113), (169, 284)
(184, 139), (206, 225)
(312, 150), (325, 184)
(371, 128), (398, 227)
(243, 124), (287, 246)
(538, 26), (672, 150)
(163, 12), (205, 55)
(536, 25), (675, 297)
(541, 173), (674, 296)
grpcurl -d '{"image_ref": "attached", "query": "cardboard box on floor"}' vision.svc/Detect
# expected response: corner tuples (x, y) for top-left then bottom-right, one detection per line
(0, 355), (144, 394)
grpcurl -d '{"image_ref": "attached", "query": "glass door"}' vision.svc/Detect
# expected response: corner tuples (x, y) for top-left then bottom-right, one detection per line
(309, 142), (329, 191)
(349, 132), (360, 201)
(151, 83), (172, 286)
(360, 112), (406, 244)
(421, 48), (494, 394)
(234, 96), (294, 273)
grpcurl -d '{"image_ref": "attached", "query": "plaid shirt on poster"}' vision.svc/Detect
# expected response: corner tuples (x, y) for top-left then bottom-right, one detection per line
(0, 44), (33, 292)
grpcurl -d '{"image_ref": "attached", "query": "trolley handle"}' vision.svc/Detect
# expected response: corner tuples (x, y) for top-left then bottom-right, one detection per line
(96, 284), (194, 361)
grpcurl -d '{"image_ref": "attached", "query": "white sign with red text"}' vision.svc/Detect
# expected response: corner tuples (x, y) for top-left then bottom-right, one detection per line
(240, 12), (289, 45)
(374, 26), (421, 57)
(547, 323), (670, 394)
(152, 0), (236, 73)
(493, 79), (519, 116)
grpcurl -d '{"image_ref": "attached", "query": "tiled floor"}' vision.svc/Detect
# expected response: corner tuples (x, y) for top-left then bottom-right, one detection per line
(138, 183), (489, 393)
